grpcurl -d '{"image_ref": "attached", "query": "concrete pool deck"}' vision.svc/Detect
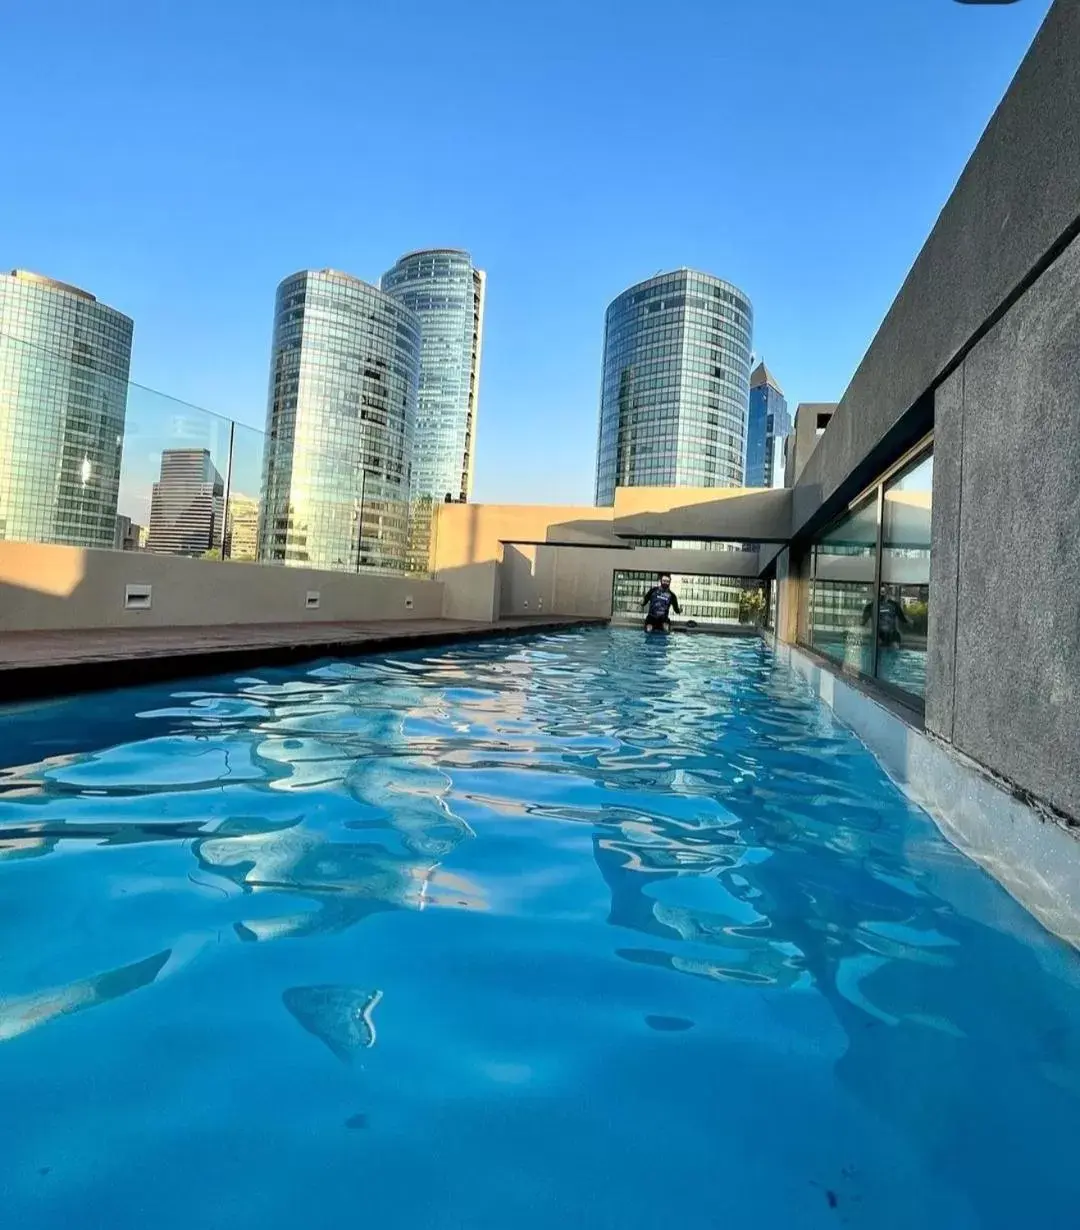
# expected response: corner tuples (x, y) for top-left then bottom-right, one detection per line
(0, 617), (607, 701)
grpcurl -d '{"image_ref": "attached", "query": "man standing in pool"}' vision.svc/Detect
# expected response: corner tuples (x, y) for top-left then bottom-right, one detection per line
(642, 573), (682, 633)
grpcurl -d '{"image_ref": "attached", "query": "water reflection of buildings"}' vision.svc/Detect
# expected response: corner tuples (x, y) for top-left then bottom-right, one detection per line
(0, 950), (170, 1042)
(195, 819), (444, 941)
(0, 834), (55, 861)
(587, 657), (1080, 1228)
(589, 686), (961, 1000)
(188, 668), (479, 941)
(2, 633), (1078, 1224)
(0, 663), (483, 1057)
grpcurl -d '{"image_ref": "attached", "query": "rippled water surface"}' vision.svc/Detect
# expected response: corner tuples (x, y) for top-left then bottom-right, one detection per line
(2, 629), (1079, 1229)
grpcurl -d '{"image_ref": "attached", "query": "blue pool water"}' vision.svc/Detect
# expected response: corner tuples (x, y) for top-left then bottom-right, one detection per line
(1, 628), (1079, 1229)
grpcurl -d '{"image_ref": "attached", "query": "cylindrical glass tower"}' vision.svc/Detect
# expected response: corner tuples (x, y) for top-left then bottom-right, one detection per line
(594, 269), (753, 506)
(0, 270), (133, 549)
(381, 249), (485, 572)
(258, 269), (421, 574)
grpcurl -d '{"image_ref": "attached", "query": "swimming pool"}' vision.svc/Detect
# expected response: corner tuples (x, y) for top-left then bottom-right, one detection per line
(1, 628), (1078, 1229)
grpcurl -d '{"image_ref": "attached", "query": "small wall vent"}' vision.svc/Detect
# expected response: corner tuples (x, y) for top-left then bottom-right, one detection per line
(124, 584), (152, 611)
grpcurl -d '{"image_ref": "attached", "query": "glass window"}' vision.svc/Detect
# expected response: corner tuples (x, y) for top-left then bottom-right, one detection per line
(799, 443), (933, 704)
(809, 498), (877, 675)
(877, 451), (932, 698)
(611, 571), (766, 629)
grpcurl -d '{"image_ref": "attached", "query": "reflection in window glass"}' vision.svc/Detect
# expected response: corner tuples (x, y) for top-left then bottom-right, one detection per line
(810, 498), (876, 674)
(877, 452), (932, 698)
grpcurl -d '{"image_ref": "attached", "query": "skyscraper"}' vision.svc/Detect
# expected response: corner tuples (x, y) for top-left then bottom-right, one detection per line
(258, 269), (421, 574)
(595, 269), (754, 505)
(745, 361), (791, 488)
(381, 249), (485, 570)
(596, 270), (756, 626)
(148, 449), (223, 556)
(0, 270), (133, 549)
(224, 493), (260, 561)
(113, 515), (144, 551)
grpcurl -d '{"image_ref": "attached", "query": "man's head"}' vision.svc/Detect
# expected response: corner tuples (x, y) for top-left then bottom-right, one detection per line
(659, 573), (671, 590)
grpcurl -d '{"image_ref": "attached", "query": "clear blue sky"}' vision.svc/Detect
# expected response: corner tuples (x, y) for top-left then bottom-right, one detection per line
(2, 0), (1054, 505)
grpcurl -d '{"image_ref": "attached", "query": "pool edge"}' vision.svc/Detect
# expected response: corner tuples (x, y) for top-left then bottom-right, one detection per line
(0, 618), (609, 703)
(770, 636), (1080, 951)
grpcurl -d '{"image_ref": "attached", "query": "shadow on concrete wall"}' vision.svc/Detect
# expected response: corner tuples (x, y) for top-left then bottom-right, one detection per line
(499, 544), (547, 619)
(0, 545), (90, 636)
(0, 576), (86, 635)
(544, 496), (792, 550)
(612, 488), (792, 544)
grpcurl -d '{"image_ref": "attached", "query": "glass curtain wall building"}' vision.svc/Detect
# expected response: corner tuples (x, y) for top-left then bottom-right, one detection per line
(0, 270), (133, 549)
(595, 269), (754, 623)
(224, 493), (260, 561)
(595, 269), (753, 504)
(381, 249), (485, 572)
(258, 269), (421, 574)
(745, 361), (791, 488)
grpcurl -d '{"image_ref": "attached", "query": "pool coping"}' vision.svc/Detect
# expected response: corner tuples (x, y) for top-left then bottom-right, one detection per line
(769, 637), (1080, 950)
(0, 617), (609, 702)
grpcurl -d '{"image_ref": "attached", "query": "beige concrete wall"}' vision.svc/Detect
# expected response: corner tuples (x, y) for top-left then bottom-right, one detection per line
(611, 486), (792, 542)
(499, 545), (557, 617)
(436, 559), (500, 622)
(430, 488), (793, 576)
(0, 543), (445, 632)
(431, 503), (617, 570)
(429, 491), (790, 621)
(551, 551), (613, 618)
(497, 544), (762, 619)
(814, 554), (928, 585)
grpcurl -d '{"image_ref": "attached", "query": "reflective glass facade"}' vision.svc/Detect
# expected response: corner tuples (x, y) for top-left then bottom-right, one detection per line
(878, 452), (932, 696)
(745, 362), (791, 488)
(0, 270), (133, 549)
(807, 498), (878, 676)
(381, 249), (485, 571)
(595, 269), (753, 505)
(259, 270), (421, 574)
(802, 442), (934, 702)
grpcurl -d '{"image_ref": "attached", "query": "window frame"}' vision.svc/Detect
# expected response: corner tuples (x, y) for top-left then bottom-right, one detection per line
(798, 432), (934, 712)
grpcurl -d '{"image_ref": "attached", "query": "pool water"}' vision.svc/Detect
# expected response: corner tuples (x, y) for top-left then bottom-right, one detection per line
(1, 629), (1079, 1229)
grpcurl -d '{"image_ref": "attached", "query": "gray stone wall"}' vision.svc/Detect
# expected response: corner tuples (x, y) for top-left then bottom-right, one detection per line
(926, 232), (1080, 821)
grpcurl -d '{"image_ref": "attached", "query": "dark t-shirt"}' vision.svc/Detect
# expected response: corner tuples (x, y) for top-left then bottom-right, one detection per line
(644, 587), (681, 622)
(863, 597), (907, 639)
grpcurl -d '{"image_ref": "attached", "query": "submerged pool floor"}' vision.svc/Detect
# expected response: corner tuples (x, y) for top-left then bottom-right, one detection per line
(1, 629), (1078, 1229)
